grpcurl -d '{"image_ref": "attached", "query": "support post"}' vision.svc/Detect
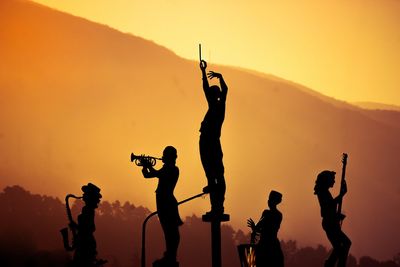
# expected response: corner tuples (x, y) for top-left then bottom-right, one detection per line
(202, 214), (230, 267)
(211, 220), (221, 267)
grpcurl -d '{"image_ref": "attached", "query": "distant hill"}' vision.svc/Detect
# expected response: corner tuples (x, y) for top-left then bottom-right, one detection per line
(354, 101), (400, 111)
(352, 102), (400, 130)
(1, 0), (399, 261)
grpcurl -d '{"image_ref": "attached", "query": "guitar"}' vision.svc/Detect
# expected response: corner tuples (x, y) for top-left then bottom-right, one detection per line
(337, 153), (348, 226)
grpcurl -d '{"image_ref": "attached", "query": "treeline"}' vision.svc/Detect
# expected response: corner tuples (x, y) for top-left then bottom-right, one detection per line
(0, 185), (398, 267)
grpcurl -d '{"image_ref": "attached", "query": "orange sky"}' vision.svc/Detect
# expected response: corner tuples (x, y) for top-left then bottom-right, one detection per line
(2, 0), (400, 260)
(32, 0), (400, 106)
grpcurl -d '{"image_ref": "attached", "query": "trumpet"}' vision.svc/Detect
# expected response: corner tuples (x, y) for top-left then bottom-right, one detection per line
(130, 153), (162, 167)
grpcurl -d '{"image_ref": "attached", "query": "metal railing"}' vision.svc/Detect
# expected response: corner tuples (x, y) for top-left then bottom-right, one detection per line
(141, 192), (207, 267)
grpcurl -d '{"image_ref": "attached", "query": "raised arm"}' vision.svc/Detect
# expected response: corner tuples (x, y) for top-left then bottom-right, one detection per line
(200, 60), (210, 95)
(247, 213), (264, 233)
(247, 218), (258, 243)
(207, 71), (228, 101)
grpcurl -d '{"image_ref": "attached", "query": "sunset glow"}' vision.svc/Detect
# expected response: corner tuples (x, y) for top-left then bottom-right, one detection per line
(1, 0), (400, 263)
(32, 0), (400, 106)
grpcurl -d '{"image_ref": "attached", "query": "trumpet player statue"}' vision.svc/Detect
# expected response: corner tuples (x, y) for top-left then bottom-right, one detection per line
(61, 183), (106, 267)
(199, 59), (228, 218)
(247, 190), (284, 267)
(137, 146), (183, 267)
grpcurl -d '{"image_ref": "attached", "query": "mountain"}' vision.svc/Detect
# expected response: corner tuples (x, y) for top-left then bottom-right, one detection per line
(352, 102), (400, 130)
(354, 101), (400, 111)
(1, 0), (399, 261)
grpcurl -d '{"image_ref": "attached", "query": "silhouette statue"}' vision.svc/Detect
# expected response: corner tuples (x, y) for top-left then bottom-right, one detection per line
(314, 170), (351, 267)
(247, 190), (284, 267)
(62, 183), (106, 267)
(199, 59), (228, 217)
(139, 146), (183, 267)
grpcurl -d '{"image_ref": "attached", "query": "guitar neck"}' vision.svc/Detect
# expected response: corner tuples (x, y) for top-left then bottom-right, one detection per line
(337, 153), (348, 215)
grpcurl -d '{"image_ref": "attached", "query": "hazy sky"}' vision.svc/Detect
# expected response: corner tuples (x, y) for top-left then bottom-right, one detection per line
(32, 0), (400, 106)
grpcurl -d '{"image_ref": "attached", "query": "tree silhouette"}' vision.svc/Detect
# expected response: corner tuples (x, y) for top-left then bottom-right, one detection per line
(0, 185), (398, 267)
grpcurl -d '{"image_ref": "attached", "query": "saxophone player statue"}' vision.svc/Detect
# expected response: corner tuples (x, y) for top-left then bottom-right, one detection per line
(60, 183), (107, 267)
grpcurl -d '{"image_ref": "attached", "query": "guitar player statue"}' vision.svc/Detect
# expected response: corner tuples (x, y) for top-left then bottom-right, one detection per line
(313, 154), (352, 267)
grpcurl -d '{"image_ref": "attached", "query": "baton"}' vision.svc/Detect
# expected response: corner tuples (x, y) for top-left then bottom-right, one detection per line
(199, 43), (202, 61)
(199, 43), (207, 69)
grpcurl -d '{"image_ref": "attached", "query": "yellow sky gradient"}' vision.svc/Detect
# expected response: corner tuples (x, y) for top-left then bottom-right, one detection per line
(32, 0), (400, 106)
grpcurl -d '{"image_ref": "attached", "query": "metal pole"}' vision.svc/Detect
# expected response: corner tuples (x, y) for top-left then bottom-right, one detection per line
(211, 220), (222, 267)
(141, 211), (158, 267)
(202, 213), (230, 267)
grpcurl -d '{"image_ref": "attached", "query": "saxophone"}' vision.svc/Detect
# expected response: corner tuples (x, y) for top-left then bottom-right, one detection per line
(60, 194), (82, 251)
